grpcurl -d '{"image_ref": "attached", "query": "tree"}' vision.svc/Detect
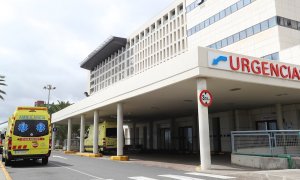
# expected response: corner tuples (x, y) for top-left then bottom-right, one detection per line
(0, 75), (6, 100)
(47, 100), (77, 148)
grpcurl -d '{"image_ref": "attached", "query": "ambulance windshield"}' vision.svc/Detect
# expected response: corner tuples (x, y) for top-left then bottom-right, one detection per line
(13, 120), (49, 137)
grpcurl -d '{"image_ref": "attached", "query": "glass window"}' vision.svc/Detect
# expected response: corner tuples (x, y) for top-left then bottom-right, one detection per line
(228, 35), (234, 45)
(225, 7), (231, 16)
(260, 20), (269, 31)
(271, 52), (279, 60)
(237, 0), (244, 9)
(187, 29), (192, 36)
(106, 128), (117, 138)
(195, 24), (200, 32)
(211, 43), (217, 49)
(231, 4), (238, 13)
(268, 17), (277, 28)
(233, 33), (240, 42)
(204, 19), (209, 27)
(191, 27), (195, 34)
(14, 120), (49, 137)
(221, 39), (228, 47)
(246, 27), (254, 37)
(215, 13), (220, 22)
(186, 6), (191, 13)
(240, 30), (247, 40)
(244, 0), (251, 6)
(291, 20), (298, 29)
(200, 22), (205, 29)
(298, 22), (300, 30)
(220, 10), (225, 19)
(209, 16), (215, 24)
(216, 41), (222, 49)
(253, 23), (261, 34)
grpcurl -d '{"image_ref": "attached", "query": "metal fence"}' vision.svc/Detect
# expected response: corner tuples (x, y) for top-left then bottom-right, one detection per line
(231, 130), (300, 156)
(63, 139), (80, 151)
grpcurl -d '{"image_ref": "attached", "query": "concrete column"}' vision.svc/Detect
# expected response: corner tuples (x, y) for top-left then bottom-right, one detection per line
(67, 119), (72, 151)
(234, 110), (239, 131)
(170, 118), (175, 150)
(197, 78), (211, 170)
(149, 121), (153, 150)
(93, 110), (99, 154)
(276, 104), (284, 130)
(51, 123), (55, 150)
(132, 121), (136, 147)
(117, 103), (124, 156)
(193, 114), (199, 152)
(80, 114), (85, 153)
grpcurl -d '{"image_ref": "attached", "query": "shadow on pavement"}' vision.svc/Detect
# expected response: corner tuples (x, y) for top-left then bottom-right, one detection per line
(8, 160), (72, 168)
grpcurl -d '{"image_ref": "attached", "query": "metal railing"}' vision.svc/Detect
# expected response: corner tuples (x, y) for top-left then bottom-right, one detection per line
(231, 130), (300, 156)
(63, 139), (80, 151)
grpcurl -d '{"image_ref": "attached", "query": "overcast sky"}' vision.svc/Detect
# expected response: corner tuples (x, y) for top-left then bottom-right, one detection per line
(0, 0), (174, 123)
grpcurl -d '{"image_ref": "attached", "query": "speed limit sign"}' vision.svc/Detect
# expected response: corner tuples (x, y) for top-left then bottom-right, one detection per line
(199, 90), (213, 107)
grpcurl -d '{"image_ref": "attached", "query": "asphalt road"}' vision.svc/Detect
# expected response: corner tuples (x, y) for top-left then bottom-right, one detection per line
(2, 151), (237, 180)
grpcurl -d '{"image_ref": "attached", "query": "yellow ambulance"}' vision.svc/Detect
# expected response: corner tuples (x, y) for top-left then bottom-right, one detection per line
(84, 121), (117, 153)
(2, 107), (51, 166)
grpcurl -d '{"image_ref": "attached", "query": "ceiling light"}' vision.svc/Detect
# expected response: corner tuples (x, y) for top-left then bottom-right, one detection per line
(230, 88), (241, 91)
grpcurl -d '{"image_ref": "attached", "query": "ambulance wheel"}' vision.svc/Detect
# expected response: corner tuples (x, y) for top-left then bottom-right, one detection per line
(42, 157), (48, 165)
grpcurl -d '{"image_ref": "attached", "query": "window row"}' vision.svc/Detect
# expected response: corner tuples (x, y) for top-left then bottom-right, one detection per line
(187, 0), (253, 36)
(208, 16), (300, 50)
(262, 52), (279, 61)
(208, 17), (277, 49)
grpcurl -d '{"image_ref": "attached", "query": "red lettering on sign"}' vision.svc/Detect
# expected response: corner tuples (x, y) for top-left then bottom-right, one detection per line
(280, 65), (288, 79)
(251, 60), (261, 74)
(241, 58), (250, 72)
(292, 67), (300, 80)
(270, 63), (279, 77)
(230, 56), (240, 71)
(261, 61), (270, 76)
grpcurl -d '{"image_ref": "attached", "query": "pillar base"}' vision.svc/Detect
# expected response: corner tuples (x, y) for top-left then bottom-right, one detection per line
(64, 151), (76, 154)
(110, 156), (129, 161)
(76, 152), (102, 158)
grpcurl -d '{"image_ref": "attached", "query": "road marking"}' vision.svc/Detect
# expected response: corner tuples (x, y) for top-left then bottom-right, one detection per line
(50, 162), (104, 179)
(0, 161), (12, 180)
(158, 175), (204, 180)
(52, 155), (68, 160)
(186, 172), (236, 179)
(128, 177), (158, 180)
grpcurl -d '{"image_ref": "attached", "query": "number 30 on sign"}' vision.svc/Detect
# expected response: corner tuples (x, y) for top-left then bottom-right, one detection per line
(199, 90), (213, 107)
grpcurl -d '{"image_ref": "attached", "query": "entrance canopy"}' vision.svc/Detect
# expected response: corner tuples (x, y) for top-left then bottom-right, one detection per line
(52, 47), (300, 124)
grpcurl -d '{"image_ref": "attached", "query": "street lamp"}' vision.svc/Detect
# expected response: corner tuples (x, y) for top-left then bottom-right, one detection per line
(43, 84), (56, 107)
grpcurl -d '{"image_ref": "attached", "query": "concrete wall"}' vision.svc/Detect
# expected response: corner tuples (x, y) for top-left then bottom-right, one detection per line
(232, 154), (289, 169)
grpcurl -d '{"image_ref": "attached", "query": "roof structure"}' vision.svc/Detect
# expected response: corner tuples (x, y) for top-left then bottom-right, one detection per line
(80, 36), (127, 70)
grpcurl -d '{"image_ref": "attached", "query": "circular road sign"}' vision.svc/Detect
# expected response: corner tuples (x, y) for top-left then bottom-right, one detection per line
(199, 90), (213, 107)
(52, 127), (57, 132)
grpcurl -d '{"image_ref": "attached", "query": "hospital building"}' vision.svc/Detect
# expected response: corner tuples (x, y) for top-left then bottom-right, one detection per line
(52, 0), (300, 169)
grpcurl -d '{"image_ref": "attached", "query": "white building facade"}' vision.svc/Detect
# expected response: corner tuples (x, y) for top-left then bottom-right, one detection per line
(53, 0), (300, 169)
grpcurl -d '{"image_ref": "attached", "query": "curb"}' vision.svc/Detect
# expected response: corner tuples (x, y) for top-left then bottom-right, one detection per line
(110, 156), (129, 161)
(0, 161), (12, 180)
(76, 152), (103, 158)
(63, 151), (76, 154)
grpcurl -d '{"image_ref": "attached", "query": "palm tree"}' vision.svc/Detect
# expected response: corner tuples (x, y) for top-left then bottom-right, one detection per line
(0, 75), (6, 100)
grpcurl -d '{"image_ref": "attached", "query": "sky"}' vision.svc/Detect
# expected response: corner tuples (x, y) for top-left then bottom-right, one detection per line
(0, 0), (174, 123)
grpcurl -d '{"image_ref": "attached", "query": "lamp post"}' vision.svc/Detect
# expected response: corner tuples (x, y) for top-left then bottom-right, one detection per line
(43, 84), (56, 107)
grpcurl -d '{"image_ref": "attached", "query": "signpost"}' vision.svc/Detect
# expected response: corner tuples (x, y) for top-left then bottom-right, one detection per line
(199, 90), (213, 107)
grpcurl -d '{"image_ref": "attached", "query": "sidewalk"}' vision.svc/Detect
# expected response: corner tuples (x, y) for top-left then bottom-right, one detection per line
(125, 153), (300, 180)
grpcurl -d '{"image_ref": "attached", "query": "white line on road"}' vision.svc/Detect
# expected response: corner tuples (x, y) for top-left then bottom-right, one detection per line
(186, 172), (236, 179)
(50, 162), (104, 180)
(158, 175), (204, 180)
(128, 177), (158, 180)
(52, 155), (68, 160)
